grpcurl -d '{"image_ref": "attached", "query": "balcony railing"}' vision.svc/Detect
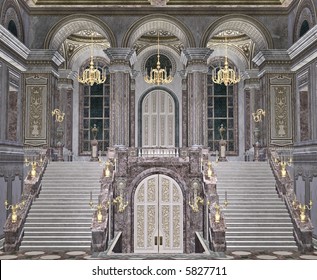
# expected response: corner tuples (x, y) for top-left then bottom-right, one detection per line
(138, 147), (179, 158)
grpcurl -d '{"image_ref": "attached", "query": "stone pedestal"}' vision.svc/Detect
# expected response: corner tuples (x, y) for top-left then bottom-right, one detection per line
(219, 139), (227, 161)
(90, 139), (98, 161)
(56, 141), (64, 161)
(253, 141), (260, 161)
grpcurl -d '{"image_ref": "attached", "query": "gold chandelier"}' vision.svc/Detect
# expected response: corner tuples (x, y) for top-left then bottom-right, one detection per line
(78, 34), (106, 86)
(212, 37), (240, 86)
(144, 31), (173, 85)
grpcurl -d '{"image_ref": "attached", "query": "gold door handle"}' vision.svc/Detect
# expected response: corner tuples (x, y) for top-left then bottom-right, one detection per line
(160, 236), (163, 246)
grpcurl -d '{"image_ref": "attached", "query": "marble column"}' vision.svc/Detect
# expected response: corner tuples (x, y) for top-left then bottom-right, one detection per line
(104, 48), (136, 148)
(181, 48), (213, 148)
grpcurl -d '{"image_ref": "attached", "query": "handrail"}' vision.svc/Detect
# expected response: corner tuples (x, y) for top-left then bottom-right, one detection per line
(268, 148), (313, 252)
(3, 150), (49, 252)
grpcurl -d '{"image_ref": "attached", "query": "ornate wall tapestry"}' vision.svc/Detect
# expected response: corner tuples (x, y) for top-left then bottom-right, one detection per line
(25, 76), (48, 146)
(270, 76), (293, 146)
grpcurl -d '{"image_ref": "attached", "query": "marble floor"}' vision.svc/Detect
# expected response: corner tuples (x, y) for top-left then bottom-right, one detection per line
(1, 249), (317, 260)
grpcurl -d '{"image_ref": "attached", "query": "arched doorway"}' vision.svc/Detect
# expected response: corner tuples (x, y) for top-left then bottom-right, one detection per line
(141, 90), (176, 147)
(134, 174), (183, 253)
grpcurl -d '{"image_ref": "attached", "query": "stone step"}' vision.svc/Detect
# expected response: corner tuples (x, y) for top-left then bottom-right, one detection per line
(226, 245), (298, 251)
(24, 222), (91, 227)
(23, 231), (92, 236)
(22, 236), (91, 241)
(24, 227), (90, 232)
(226, 231), (294, 236)
(19, 243), (90, 252)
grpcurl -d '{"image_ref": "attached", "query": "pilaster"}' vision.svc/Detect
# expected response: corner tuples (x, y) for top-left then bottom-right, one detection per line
(182, 48), (213, 147)
(253, 50), (294, 147)
(24, 50), (64, 147)
(105, 48), (136, 147)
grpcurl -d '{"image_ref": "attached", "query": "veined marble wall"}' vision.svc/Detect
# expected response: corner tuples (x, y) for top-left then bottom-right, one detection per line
(311, 177), (317, 238)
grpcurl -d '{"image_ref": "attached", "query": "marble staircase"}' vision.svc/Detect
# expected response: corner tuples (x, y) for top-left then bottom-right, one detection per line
(20, 161), (103, 251)
(214, 161), (298, 251)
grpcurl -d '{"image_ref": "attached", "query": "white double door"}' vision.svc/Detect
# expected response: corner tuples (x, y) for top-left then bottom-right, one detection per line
(142, 90), (175, 147)
(134, 174), (183, 253)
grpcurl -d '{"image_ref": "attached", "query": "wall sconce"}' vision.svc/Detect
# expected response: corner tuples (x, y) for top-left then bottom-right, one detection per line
(189, 181), (204, 212)
(292, 199), (313, 222)
(113, 181), (128, 213)
(252, 108), (265, 123)
(52, 108), (65, 123)
(25, 156), (44, 178)
(5, 195), (30, 223)
(89, 193), (109, 223)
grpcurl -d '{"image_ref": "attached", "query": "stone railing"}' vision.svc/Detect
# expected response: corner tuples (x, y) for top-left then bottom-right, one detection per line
(138, 147), (179, 158)
(3, 154), (48, 252)
(202, 160), (226, 252)
(268, 149), (313, 252)
(90, 166), (114, 252)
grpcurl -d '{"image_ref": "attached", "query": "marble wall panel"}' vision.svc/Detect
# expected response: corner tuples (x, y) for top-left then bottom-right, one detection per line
(7, 91), (18, 142)
(311, 177), (317, 238)
(0, 177), (7, 238)
(299, 91), (310, 142)
(295, 175), (306, 204)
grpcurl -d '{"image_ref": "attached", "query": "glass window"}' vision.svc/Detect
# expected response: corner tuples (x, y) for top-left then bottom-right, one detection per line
(80, 67), (110, 154)
(207, 64), (238, 154)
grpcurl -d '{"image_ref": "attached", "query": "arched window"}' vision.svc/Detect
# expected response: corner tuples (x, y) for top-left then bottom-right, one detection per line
(207, 63), (238, 155)
(79, 66), (110, 155)
(8, 20), (18, 37)
(299, 20), (310, 37)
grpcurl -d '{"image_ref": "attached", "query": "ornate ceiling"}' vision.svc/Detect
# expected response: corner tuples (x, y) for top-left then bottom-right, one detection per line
(31, 0), (288, 6)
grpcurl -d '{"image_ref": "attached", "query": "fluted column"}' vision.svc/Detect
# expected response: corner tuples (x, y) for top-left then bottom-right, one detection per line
(105, 48), (136, 147)
(182, 48), (213, 147)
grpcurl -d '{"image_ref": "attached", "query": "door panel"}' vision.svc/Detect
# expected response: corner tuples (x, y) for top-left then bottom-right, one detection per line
(134, 175), (183, 253)
(142, 90), (175, 147)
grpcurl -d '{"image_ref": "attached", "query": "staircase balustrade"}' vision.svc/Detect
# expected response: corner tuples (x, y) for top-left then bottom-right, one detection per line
(3, 151), (49, 252)
(202, 160), (226, 252)
(91, 164), (114, 252)
(268, 148), (313, 252)
(138, 147), (179, 158)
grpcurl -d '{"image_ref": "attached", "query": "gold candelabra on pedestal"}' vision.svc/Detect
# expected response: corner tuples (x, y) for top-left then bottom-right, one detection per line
(5, 195), (30, 223)
(214, 192), (228, 223)
(89, 193), (109, 223)
(25, 156), (44, 178)
(292, 199), (313, 222)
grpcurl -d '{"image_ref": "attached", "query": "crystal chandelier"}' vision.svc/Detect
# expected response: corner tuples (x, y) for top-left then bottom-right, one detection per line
(144, 31), (173, 85)
(78, 35), (106, 86)
(212, 38), (240, 86)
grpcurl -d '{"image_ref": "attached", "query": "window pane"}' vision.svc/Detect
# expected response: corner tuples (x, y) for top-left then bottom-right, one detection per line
(214, 97), (227, 117)
(91, 84), (103, 95)
(90, 97), (103, 117)
(214, 83), (226, 95)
